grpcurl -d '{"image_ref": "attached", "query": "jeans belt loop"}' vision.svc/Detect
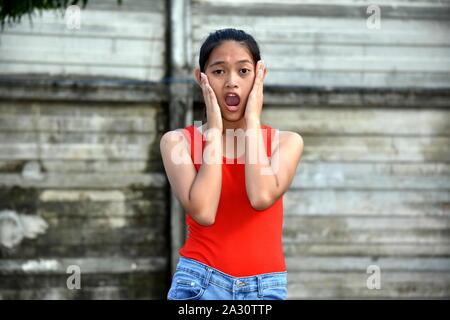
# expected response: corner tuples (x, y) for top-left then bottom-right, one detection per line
(257, 275), (264, 298)
(202, 267), (213, 289)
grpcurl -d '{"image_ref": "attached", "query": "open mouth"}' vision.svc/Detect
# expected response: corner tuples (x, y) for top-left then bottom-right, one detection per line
(224, 93), (241, 112)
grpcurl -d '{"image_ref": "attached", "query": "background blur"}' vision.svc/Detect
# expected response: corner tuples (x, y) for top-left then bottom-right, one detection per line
(0, 0), (449, 299)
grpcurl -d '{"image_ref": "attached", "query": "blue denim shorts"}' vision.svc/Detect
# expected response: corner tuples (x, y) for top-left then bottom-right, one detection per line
(167, 256), (288, 300)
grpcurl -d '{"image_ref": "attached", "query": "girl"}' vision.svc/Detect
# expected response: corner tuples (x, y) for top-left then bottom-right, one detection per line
(160, 28), (304, 300)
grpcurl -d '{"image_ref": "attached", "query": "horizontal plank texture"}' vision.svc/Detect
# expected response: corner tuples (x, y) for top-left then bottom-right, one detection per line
(0, 101), (169, 300)
(0, 0), (166, 81)
(191, 0), (450, 88)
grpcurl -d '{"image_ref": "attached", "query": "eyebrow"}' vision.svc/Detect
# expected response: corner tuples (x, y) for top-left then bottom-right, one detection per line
(207, 59), (253, 69)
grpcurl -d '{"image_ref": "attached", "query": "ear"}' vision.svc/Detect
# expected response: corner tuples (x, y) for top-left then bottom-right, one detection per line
(263, 65), (267, 81)
(194, 68), (202, 87)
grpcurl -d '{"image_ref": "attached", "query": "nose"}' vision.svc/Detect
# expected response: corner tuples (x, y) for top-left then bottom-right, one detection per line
(225, 71), (239, 88)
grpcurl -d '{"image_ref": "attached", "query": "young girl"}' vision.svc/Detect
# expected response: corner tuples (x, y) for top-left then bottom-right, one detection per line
(160, 28), (304, 300)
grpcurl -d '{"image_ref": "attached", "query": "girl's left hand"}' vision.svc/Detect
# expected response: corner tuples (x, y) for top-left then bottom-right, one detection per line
(244, 60), (267, 122)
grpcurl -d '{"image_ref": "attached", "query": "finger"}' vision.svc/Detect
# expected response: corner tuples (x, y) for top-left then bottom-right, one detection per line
(249, 63), (261, 92)
(255, 62), (265, 96)
(202, 73), (213, 94)
(250, 64), (264, 95)
(261, 61), (267, 81)
(201, 73), (211, 96)
(256, 61), (265, 83)
(201, 72), (209, 90)
(259, 64), (266, 94)
(207, 84), (219, 107)
(200, 73), (220, 110)
(257, 59), (263, 70)
(203, 75), (218, 102)
(200, 73), (206, 91)
(259, 61), (265, 81)
(203, 81), (216, 108)
(204, 73), (214, 93)
(205, 84), (213, 106)
(200, 73), (212, 107)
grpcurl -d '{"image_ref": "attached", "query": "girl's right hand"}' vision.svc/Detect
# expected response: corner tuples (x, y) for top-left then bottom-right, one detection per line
(200, 73), (223, 133)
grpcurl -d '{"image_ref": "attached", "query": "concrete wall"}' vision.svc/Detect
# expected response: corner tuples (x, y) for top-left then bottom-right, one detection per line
(0, 0), (169, 299)
(0, 85), (169, 299)
(0, 0), (165, 81)
(0, 0), (449, 299)
(192, 0), (450, 88)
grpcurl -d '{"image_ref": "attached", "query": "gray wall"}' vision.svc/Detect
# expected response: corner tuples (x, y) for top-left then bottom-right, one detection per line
(0, 0), (449, 299)
(192, 0), (450, 88)
(0, 0), (166, 81)
(0, 0), (169, 299)
(0, 90), (168, 299)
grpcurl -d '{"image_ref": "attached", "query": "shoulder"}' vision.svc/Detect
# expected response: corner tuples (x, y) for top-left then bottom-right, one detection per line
(160, 129), (183, 144)
(273, 131), (304, 164)
(160, 129), (191, 150)
(279, 130), (304, 149)
(161, 126), (193, 140)
(269, 129), (304, 159)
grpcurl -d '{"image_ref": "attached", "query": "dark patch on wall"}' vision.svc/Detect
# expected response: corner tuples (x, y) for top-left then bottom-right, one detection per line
(0, 186), (39, 214)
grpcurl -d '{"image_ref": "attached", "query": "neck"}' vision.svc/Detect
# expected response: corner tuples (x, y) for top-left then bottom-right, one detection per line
(221, 117), (247, 133)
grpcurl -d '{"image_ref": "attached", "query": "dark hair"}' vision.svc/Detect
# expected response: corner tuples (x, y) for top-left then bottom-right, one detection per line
(199, 28), (261, 73)
(198, 28), (261, 120)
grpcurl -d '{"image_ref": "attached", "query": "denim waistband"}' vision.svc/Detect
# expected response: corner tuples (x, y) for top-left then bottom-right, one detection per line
(176, 256), (287, 293)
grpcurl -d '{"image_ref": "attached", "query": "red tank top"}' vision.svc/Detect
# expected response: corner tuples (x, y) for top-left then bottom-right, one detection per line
(177, 124), (286, 277)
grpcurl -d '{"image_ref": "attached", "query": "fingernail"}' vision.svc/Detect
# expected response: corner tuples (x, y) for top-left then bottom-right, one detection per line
(201, 73), (205, 80)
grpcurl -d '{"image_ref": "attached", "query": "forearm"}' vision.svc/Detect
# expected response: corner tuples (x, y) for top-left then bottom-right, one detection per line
(245, 118), (279, 209)
(189, 130), (222, 225)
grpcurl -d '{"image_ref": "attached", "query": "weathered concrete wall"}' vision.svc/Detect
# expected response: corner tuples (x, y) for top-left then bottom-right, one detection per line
(0, 0), (172, 299)
(0, 0), (170, 299)
(0, 0), (449, 300)
(192, 0), (450, 88)
(0, 83), (169, 299)
(0, 0), (166, 81)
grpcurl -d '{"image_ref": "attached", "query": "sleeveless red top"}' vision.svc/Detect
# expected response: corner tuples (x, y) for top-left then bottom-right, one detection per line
(177, 124), (286, 277)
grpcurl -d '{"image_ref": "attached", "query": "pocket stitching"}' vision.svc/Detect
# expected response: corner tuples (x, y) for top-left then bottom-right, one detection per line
(174, 284), (205, 300)
(176, 279), (196, 286)
(174, 277), (205, 300)
(262, 286), (287, 300)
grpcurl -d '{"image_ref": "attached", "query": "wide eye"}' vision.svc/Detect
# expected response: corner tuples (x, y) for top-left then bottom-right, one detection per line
(240, 68), (251, 74)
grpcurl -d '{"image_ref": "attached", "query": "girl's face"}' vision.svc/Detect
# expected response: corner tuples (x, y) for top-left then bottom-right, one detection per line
(198, 41), (257, 122)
